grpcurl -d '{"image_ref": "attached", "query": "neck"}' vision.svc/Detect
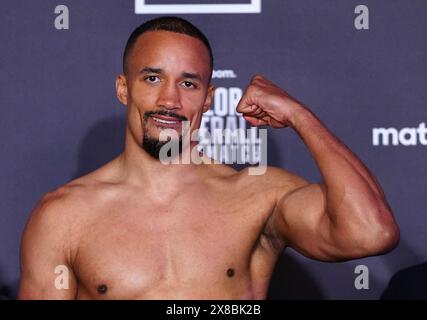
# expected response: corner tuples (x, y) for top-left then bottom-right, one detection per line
(118, 126), (207, 193)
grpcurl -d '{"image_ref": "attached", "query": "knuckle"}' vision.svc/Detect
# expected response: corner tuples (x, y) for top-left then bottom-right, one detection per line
(252, 74), (263, 81)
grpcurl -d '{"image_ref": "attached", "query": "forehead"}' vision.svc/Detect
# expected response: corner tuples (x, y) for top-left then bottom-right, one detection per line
(127, 30), (211, 78)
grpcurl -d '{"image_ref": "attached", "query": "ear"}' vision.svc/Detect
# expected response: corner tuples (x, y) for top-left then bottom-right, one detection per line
(116, 74), (128, 105)
(202, 84), (215, 113)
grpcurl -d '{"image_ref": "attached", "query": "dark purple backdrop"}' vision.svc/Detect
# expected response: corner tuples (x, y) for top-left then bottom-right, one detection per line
(1, 0), (426, 299)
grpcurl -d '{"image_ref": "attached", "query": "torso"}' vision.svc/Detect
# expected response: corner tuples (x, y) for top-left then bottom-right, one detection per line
(57, 157), (284, 299)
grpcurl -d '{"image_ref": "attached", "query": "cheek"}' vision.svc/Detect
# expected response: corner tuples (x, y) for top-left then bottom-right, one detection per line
(125, 84), (158, 139)
(181, 91), (207, 115)
(127, 91), (152, 129)
(128, 82), (156, 109)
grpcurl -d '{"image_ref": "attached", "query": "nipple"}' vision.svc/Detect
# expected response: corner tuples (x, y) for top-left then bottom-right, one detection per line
(97, 284), (108, 294)
(227, 268), (235, 277)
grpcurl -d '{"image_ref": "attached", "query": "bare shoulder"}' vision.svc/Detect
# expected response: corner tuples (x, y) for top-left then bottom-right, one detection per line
(19, 175), (102, 298)
(202, 163), (310, 199)
(20, 185), (82, 270)
(23, 180), (93, 246)
(235, 165), (310, 196)
(23, 159), (122, 255)
(30, 173), (99, 220)
(34, 155), (125, 217)
(27, 183), (82, 232)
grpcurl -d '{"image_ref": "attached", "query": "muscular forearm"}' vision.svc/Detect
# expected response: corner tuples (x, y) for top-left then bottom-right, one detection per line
(289, 105), (392, 230)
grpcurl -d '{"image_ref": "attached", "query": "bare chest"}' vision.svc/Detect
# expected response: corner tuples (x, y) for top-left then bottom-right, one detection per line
(73, 192), (274, 299)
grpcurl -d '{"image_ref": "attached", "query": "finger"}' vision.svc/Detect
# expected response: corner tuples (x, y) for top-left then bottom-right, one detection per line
(237, 103), (259, 114)
(258, 111), (268, 118)
(251, 74), (266, 84)
(245, 106), (265, 117)
(236, 86), (259, 113)
(243, 115), (268, 127)
(236, 88), (251, 113)
(261, 115), (287, 128)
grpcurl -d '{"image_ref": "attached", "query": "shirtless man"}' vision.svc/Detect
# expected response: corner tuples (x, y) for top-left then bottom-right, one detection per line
(19, 16), (399, 299)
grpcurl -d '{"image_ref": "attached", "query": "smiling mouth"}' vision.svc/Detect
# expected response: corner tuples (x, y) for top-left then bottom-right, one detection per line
(151, 116), (181, 125)
(149, 115), (185, 129)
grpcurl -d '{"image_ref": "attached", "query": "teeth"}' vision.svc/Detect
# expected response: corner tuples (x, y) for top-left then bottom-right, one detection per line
(152, 117), (179, 125)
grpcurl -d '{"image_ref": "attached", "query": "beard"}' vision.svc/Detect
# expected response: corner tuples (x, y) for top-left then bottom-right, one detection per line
(141, 110), (187, 160)
(142, 130), (183, 160)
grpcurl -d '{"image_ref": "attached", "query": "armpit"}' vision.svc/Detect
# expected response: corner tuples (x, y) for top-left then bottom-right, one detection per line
(257, 218), (286, 254)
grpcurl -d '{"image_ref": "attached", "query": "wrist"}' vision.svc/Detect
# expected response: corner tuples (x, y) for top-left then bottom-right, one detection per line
(288, 104), (313, 130)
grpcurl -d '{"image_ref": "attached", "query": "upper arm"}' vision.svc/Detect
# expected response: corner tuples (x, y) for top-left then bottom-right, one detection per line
(271, 181), (341, 261)
(262, 167), (345, 261)
(264, 167), (398, 261)
(19, 192), (78, 299)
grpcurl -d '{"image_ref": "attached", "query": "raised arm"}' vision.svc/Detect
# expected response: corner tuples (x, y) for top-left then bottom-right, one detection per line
(237, 75), (399, 261)
(19, 192), (78, 299)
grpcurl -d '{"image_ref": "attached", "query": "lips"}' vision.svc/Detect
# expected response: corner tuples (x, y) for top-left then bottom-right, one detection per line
(150, 115), (183, 128)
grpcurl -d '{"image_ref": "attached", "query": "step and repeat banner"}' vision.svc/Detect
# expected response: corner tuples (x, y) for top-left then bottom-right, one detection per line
(1, 0), (426, 299)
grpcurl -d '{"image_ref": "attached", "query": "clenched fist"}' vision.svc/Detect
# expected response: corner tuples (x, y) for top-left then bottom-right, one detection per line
(236, 75), (305, 128)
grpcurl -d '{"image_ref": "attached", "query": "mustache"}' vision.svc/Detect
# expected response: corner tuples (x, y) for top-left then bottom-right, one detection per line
(144, 110), (188, 122)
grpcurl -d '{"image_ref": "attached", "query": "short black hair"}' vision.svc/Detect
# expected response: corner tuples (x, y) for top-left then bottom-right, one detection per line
(123, 16), (213, 75)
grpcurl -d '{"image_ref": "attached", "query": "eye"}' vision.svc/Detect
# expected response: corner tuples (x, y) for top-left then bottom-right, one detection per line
(182, 81), (196, 89)
(145, 75), (160, 83)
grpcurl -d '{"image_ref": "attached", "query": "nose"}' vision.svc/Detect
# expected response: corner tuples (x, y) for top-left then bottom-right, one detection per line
(156, 81), (182, 110)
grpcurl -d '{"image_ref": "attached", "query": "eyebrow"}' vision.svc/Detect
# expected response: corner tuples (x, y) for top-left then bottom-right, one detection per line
(139, 67), (163, 74)
(182, 72), (202, 82)
(139, 67), (203, 82)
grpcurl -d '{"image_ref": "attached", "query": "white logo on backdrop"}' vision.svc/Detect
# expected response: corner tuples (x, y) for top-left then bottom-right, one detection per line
(198, 69), (265, 168)
(212, 69), (237, 79)
(135, 0), (262, 14)
(372, 123), (427, 146)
